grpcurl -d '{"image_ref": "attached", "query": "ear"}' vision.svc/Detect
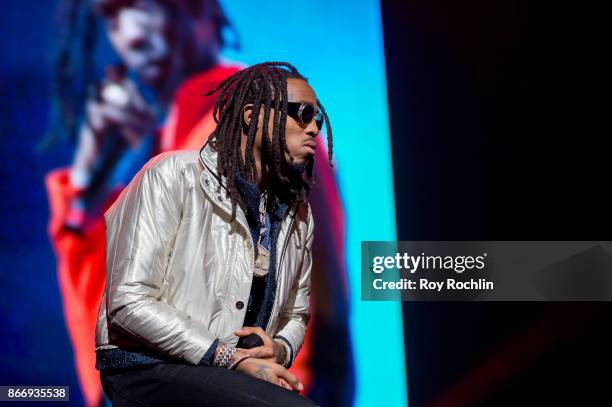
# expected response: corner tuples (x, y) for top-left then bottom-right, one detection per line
(243, 103), (253, 127)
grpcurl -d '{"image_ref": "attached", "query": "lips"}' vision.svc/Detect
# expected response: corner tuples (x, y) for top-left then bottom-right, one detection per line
(303, 140), (316, 155)
(303, 140), (317, 149)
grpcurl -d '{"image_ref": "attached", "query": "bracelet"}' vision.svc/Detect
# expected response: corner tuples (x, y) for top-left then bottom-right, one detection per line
(273, 339), (291, 367)
(213, 342), (236, 367)
(227, 354), (252, 370)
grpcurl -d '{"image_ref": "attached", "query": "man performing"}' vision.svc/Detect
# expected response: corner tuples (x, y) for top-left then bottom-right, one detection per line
(45, 1), (351, 405)
(96, 62), (327, 406)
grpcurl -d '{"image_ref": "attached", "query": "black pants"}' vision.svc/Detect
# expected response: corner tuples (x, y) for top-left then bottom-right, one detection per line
(100, 363), (319, 407)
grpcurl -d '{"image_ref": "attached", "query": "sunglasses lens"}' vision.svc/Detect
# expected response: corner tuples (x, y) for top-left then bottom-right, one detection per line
(315, 111), (324, 129)
(300, 104), (314, 124)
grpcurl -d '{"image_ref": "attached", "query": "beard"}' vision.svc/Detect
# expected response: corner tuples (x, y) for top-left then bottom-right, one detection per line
(259, 141), (314, 201)
(289, 160), (307, 174)
(263, 144), (312, 176)
(287, 154), (315, 177)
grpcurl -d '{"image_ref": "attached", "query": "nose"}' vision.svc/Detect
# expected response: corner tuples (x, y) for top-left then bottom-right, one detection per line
(117, 9), (149, 51)
(305, 118), (320, 138)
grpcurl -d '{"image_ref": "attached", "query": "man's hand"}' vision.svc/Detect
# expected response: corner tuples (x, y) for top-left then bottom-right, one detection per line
(71, 78), (156, 189)
(86, 79), (156, 147)
(232, 349), (303, 392)
(234, 327), (286, 364)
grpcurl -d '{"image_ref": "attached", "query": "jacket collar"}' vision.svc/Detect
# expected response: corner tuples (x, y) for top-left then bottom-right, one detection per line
(198, 138), (221, 183)
(198, 138), (302, 231)
(198, 139), (251, 234)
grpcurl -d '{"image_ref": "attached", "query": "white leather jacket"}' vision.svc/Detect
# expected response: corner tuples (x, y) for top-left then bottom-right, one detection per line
(95, 140), (313, 367)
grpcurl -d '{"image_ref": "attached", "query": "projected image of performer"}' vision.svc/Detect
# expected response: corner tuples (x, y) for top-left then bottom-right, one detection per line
(45, 1), (352, 406)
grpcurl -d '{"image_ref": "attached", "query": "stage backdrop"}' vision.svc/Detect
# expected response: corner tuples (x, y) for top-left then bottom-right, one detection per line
(0, 0), (406, 406)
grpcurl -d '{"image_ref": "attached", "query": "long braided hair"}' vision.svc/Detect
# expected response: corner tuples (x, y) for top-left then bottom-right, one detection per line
(203, 62), (333, 221)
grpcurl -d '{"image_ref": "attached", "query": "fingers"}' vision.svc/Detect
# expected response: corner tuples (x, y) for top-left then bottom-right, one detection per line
(241, 345), (274, 359)
(278, 378), (301, 393)
(278, 378), (294, 391)
(84, 77), (154, 143)
(93, 102), (152, 129)
(278, 378), (288, 388)
(122, 80), (149, 111)
(234, 326), (254, 336)
(240, 358), (303, 392)
(85, 99), (155, 146)
(235, 326), (265, 336)
(274, 365), (303, 392)
(235, 327), (273, 343)
(235, 327), (274, 358)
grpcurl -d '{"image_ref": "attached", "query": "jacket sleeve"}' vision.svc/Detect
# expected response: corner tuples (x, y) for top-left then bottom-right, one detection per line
(104, 153), (217, 365)
(273, 205), (314, 368)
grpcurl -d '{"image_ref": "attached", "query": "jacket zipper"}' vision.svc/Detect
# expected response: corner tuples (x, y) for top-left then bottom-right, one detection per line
(265, 200), (300, 332)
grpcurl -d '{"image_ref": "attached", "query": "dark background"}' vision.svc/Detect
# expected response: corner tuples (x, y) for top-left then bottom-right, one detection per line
(0, 0), (80, 403)
(381, 0), (610, 406)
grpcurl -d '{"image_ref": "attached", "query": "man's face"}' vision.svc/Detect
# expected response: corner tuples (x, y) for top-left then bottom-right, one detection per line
(244, 78), (321, 172)
(281, 78), (321, 168)
(102, 0), (177, 86)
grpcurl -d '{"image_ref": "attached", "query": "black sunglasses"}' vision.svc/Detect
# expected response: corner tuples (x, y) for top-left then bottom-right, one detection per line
(269, 101), (324, 130)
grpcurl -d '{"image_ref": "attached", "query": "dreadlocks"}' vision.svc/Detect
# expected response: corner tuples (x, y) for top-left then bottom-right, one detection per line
(203, 62), (334, 222)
